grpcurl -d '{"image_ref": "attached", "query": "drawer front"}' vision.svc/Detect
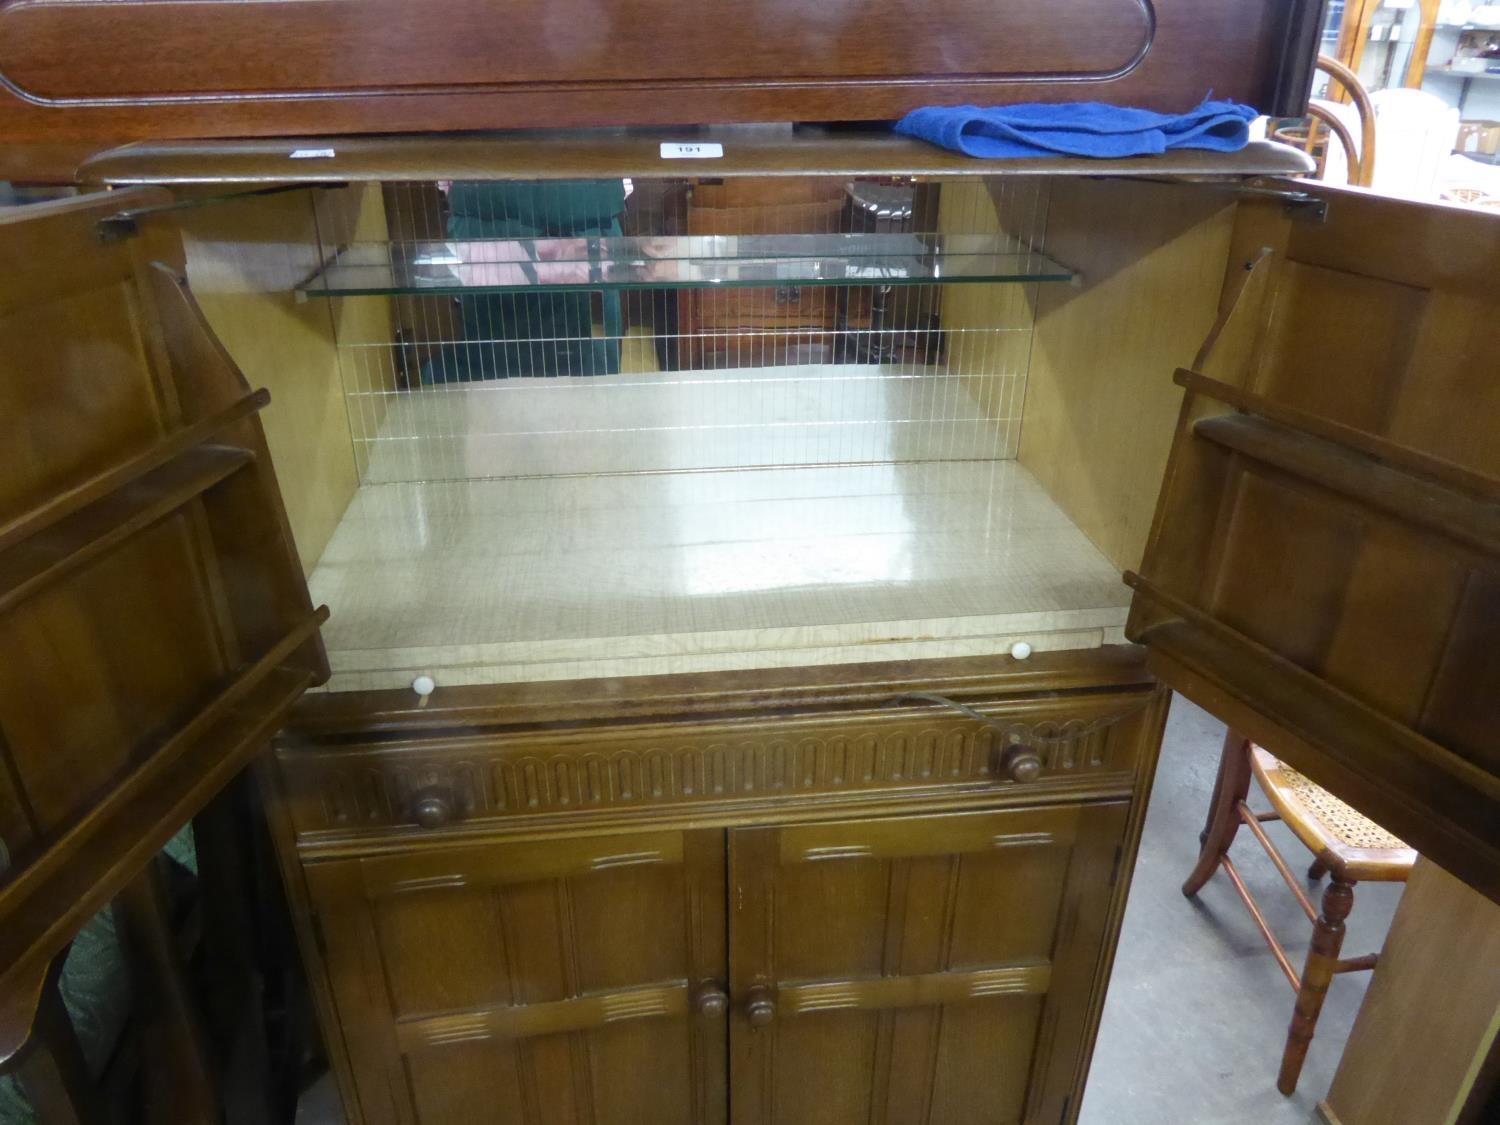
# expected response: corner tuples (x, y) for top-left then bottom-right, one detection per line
(276, 686), (1166, 843)
(685, 285), (838, 330)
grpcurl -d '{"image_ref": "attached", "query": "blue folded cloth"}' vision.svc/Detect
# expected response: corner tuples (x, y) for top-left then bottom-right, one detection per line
(894, 98), (1259, 159)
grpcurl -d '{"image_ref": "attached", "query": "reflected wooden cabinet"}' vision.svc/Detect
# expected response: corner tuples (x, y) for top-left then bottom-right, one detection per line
(299, 801), (1132, 1125)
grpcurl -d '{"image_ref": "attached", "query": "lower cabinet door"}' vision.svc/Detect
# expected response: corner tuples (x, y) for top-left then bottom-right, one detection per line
(728, 803), (1128, 1125)
(304, 828), (728, 1125)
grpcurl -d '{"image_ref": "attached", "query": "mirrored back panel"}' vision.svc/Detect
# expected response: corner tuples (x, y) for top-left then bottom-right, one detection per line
(301, 175), (1066, 485)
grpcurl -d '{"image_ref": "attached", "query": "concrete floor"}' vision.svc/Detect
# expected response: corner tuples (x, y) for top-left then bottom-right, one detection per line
(297, 698), (1405, 1125)
(1078, 698), (1404, 1125)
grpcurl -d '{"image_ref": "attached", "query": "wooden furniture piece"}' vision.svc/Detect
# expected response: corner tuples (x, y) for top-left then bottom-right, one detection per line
(1, 953), (109, 1125)
(1331, 0), (1444, 91)
(679, 177), (856, 368)
(0, 192), (327, 1116)
(1320, 57), (1374, 187)
(1403, 0), (1444, 90)
(1182, 732), (1416, 1094)
(269, 662), (1165, 1125)
(0, 860), (218, 1125)
(1319, 858), (1500, 1125)
(0, 0), (1325, 154)
(0, 792), (302, 1125)
(1272, 55), (1374, 186)
(5, 127), (1500, 1125)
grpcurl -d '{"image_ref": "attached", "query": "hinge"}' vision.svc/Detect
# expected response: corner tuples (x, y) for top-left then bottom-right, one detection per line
(1228, 182), (1329, 224)
(96, 212), (140, 244)
(1280, 191), (1329, 225)
(1235, 171), (1330, 223)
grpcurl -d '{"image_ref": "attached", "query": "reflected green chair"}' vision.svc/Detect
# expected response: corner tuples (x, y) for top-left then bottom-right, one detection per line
(423, 180), (627, 382)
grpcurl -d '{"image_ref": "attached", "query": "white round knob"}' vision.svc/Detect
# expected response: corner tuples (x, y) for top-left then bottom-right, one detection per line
(1009, 641), (1033, 661)
(412, 674), (437, 698)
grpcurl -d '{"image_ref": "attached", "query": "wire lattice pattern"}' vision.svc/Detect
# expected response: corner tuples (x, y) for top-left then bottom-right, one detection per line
(311, 176), (1054, 485)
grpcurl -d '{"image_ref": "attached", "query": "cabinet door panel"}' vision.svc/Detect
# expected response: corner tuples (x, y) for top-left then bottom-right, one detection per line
(729, 803), (1127, 1125)
(1130, 186), (1500, 901)
(402, 1020), (700, 1125)
(306, 828), (727, 1125)
(0, 192), (324, 1054)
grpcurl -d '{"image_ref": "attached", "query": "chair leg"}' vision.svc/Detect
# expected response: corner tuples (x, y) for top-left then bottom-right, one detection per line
(116, 860), (220, 1125)
(1308, 857), (1330, 881)
(1182, 730), (1254, 897)
(1278, 875), (1356, 1095)
(13, 965), (108, 1125)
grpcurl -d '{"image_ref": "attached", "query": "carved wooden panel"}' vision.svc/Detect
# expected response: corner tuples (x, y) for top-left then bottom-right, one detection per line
(276, 689), (1162, 838)
(304, 827), (727, 1125)
(0, 0), (1322, 140)
(0, 193), (325, 1042)
(1128, 186), (1500, 902)
(728, 802), (1130, 1124)
(1, 0), (1155, 99)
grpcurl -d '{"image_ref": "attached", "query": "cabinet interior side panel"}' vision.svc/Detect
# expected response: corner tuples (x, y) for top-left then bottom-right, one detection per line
(177, 185), (392, 574)
(1016, 178), (1236, 572)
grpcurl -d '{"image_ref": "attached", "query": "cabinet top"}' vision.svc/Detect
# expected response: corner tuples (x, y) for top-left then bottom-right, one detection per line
(0, 0), (1322, 146)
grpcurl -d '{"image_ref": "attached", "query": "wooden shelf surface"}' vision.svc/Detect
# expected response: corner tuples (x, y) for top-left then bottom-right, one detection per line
(80, 130), (1316, 186)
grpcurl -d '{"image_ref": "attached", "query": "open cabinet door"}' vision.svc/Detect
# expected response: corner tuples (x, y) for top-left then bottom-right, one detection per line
(1127, 184), (1500, 901)
(0, 192), (327, 1058)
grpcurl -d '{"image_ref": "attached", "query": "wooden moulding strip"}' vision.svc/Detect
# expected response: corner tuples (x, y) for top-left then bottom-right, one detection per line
(0, 664), (314, 1064)
(1124, 575), (1500, 898)
(1126, 574), (1500, 804)
(1191, 413), (1500, 559)
(779, 961), (1054, 1019)
(1175, 369), (1500, 505)
(0, 388), (271, 555)
(0, 609), (328, 984)
(395, 984), (691, 1052)
(0, 444), (254, 613)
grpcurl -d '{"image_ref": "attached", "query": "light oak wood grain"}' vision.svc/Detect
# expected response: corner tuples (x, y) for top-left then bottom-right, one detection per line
(1127, 184), (1500, 902)
(1323, 858), (1500, 1125)
(304, 460), (1132, 691)
(1017, 177), (1237, 572)
(176, 185), (394, 574)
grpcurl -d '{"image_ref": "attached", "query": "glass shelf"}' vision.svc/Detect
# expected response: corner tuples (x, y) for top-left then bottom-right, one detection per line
(297, 233), (1076, 298)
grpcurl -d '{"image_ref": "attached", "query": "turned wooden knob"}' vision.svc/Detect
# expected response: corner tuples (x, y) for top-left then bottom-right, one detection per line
(412, 787), (455, 828)
(1002, 746), (1044, 783)
(744, 986), (776, 1027)
(694, 984), (729, 1018)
